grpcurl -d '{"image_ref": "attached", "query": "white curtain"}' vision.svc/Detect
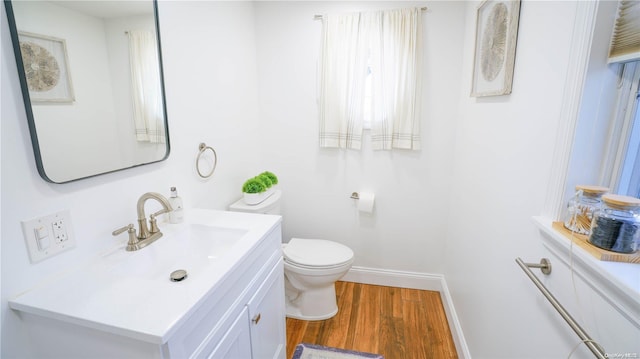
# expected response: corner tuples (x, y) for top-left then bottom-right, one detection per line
(371, 8), (422, 150)
(318, 12), (371, 149)
(128, 30), (165, 143)
(318, 8), (422, 150)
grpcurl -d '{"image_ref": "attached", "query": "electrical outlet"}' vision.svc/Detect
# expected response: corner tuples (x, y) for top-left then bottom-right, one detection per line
(21, 210), (75, 263)
(52, 218), (67, 243)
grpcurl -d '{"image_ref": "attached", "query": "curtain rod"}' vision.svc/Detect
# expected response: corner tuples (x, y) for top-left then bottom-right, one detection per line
(314, 6), (427, 20)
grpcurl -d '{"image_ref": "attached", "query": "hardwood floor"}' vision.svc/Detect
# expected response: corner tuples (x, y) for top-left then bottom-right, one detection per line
(285, 281), (458, 359)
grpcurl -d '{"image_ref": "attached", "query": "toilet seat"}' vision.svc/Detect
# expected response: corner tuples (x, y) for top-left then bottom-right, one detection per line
(283, 238), (354, 269)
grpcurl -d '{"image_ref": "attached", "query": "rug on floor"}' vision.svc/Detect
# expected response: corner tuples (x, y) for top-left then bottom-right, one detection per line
(292, 343), (384, 359)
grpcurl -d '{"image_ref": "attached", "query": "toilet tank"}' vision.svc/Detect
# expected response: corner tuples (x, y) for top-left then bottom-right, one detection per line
(228, 190), (282, 215)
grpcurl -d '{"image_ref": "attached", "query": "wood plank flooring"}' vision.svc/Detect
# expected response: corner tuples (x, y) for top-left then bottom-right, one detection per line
(285, 281), (458, 359)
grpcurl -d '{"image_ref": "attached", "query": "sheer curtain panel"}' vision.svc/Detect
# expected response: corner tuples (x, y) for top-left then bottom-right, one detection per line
(371, 8), (422, 150)
(128, 30), (165, 143)
(318, 12), (370, 149)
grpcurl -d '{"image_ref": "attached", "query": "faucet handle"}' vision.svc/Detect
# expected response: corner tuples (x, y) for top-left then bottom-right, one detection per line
(112, 224), (134, 236)
(149, 207), (173, 233)
(151, 208), (171, 218)
(112, 224), (140, 251)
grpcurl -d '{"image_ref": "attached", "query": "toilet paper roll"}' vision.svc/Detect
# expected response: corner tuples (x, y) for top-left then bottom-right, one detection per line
(357, 192), (375, 213)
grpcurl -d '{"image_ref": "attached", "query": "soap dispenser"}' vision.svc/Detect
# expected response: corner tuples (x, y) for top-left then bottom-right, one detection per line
(168, 187), (184, 224)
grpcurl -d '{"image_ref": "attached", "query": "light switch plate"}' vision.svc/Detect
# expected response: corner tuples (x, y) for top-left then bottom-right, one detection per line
(21, 210), (76, 263)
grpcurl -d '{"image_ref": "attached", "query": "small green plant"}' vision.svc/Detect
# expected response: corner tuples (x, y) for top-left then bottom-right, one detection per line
(242, 171), (278, 194)
(257, 174), (273, 188)
(261, 171), (278, 185)
(242, 178), (266, 193)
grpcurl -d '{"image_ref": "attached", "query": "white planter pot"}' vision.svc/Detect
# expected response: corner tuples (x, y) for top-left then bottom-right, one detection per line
(243, 188), (274, 205)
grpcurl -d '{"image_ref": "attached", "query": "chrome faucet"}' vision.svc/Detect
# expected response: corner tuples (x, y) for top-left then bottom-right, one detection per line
(136, 192), (173, 240)
(112, 192), (173, 251)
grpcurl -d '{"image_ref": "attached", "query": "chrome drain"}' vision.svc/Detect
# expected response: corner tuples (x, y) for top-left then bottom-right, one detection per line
(170, 269), (188, 282)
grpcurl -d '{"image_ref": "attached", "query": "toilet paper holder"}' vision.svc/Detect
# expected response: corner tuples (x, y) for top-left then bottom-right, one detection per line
(351, 191), (375, 214)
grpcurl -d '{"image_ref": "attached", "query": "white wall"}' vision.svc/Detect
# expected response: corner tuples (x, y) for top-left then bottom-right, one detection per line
(442, 1), (612, 357)
(254, 1), (465, 274)
(1, 2), (263, 357)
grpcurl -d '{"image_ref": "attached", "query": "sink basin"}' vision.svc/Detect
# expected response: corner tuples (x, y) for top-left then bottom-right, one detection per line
(184, 223), (247, 260)
(102, 223), (248, 281)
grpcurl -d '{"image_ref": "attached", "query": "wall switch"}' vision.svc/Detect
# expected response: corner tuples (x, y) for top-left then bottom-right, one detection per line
(34, 225), (50, 251)
(21, 210), (76, 263)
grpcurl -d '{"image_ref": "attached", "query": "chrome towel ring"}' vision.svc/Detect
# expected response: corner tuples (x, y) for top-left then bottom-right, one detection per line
(196, 142), (217, 179)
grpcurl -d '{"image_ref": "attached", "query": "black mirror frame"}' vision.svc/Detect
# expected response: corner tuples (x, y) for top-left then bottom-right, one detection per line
(3, 0), (170, 183)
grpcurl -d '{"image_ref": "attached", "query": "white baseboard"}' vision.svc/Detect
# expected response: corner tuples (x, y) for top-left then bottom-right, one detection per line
(341, 266), (471, 359)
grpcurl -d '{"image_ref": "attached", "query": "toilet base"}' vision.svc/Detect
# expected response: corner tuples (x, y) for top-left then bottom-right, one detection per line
(284, 278), (339, 321)
(285, 303), (338, 321)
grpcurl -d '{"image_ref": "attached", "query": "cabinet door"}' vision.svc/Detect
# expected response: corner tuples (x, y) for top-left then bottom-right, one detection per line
(207, 307), (252, 359)
(247, 259), (286, 359)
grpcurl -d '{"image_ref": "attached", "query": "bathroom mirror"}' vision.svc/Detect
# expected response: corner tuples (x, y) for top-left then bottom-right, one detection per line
(5, 0), (169, 183)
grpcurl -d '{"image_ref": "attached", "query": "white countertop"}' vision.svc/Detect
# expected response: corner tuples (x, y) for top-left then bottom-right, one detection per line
(9, 209), (281, 344)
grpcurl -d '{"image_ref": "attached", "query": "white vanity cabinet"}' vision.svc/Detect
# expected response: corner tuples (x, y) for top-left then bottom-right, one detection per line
(9, 210), (286, 359)
(209, 259), (285, 359)
(209, 307), (253, 358)
(246, 258), (286, 358)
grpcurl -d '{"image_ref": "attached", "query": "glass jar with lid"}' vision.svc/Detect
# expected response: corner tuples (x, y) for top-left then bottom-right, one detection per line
(588, 194), (640, 253)
(563, 185), (609, 235)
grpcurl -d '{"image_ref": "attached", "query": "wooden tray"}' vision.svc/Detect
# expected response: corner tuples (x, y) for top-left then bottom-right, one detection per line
(552, 221), (640, 264)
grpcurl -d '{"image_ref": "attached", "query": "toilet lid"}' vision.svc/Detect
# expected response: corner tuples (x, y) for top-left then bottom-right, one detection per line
(283, 238), (354, 268)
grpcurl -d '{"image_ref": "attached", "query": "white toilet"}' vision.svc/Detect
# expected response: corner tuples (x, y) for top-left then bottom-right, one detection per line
(229, 190), (354, 320)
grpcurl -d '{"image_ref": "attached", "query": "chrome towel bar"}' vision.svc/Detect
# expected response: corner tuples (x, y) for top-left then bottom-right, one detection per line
(516, 257), (606, 359)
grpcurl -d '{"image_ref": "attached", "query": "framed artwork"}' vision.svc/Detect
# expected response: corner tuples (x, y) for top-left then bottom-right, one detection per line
(18, 31), (75, 103)
(470, 0), (521, 97)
